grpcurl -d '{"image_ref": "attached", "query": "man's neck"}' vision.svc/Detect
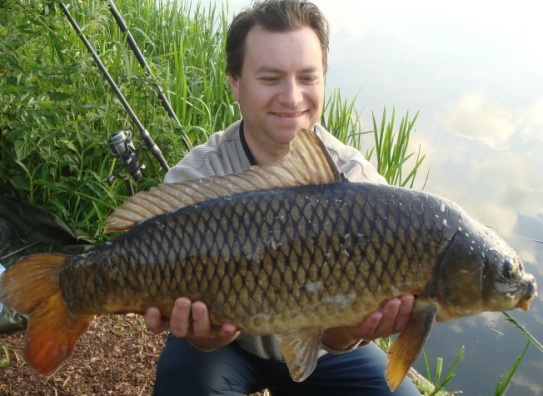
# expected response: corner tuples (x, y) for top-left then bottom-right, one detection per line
(240, 122), (291, 166)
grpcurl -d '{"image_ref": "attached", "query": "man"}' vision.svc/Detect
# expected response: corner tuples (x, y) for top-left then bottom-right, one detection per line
(145, 1), (419, 394)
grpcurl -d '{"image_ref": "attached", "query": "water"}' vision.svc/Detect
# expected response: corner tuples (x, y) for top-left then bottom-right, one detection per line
(317, 4), (543, 394)
(220, 1), (543, 394)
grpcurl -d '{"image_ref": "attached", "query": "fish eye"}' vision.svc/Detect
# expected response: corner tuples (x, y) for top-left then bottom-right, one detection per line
(502, 259), (517, 278)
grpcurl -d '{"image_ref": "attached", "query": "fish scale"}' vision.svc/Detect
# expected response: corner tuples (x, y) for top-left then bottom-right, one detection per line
(59, 182), (438, 333)
(0, 129), (536, 389)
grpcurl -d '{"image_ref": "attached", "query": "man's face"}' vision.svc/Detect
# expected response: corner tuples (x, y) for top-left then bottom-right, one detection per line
(229, 25), (325, 163)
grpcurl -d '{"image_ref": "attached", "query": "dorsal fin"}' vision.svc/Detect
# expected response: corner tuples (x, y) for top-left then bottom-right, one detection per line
(105, 128), (343, 232)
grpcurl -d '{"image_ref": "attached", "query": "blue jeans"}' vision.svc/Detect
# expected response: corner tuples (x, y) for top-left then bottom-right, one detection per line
(153, 335), (420, 396)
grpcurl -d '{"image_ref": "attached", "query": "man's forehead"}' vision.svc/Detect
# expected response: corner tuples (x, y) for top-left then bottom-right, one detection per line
(246, 24), (315, 41)
(243, 25), (324, 65)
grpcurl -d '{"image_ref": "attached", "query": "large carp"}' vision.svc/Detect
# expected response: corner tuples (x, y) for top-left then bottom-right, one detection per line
(0, 129), (537, 390)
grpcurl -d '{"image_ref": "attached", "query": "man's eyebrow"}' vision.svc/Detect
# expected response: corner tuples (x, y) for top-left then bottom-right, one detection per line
(255, 66), (321, 74)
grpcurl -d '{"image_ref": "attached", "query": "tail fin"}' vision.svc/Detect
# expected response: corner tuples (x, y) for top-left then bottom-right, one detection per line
(0, 253), (93, 375)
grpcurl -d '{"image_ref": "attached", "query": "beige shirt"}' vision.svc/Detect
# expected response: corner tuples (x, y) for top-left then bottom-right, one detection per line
(164, 120), (386, 359)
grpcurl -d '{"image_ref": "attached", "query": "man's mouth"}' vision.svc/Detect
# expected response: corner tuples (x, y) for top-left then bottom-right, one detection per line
(272, 111), (306, 117)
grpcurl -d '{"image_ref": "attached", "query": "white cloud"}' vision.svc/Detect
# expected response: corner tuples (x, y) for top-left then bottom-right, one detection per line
(477, 152), (542, 217)
(512, 372), (543, 396)
(518, 98), (543, 143)
(442, 92), (516, 150)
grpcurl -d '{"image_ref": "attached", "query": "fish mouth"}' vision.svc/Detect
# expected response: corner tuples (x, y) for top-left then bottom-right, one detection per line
(516, 275), (538, 311)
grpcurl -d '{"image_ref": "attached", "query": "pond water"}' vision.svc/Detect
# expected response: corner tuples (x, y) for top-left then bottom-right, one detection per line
(317, 3), (543, 395)
(218, 1), (543, 394)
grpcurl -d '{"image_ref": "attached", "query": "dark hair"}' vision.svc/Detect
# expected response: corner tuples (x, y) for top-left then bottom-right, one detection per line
(226, 0), (330, 77)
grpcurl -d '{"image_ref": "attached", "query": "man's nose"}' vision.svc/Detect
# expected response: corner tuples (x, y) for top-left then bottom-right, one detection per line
(279, 79), (303, 107)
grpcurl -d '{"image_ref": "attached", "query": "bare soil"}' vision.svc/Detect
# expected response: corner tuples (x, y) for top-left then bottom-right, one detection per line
(0, 314), (167, 395)
(0, 315), (270, 396)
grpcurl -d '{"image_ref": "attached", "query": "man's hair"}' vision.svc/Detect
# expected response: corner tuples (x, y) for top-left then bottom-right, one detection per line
(226, 0), (330, 77)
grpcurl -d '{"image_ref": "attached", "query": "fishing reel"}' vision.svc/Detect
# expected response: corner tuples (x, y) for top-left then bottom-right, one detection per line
(105, 130), (146, 195)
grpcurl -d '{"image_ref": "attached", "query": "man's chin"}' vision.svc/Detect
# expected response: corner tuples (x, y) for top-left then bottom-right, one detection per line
(278, 123), (314, 136)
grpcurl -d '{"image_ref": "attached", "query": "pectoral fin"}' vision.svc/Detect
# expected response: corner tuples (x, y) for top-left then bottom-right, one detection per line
(276, 328), (323, 382)
(386, 300), (437, 391)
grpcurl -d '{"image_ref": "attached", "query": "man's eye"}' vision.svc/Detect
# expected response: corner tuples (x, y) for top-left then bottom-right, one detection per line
(301, 76), (318, 83)
(260, 77), (279, 83)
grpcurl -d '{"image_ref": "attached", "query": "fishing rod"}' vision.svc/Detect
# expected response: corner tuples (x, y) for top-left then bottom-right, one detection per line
(106, 0), (192, 151)
(58, 1), (170, 192)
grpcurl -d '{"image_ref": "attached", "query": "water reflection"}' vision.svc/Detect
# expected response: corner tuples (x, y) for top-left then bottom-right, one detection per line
(221, 1), (543, 394)
(319, 3), (543, 395)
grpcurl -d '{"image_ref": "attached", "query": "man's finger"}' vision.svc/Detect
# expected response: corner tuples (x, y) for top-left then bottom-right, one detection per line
(192, 301), (212, 337)
(393, 295), (415, 333)
(144, 307), (169, 334)
(170, 297), (192, 338)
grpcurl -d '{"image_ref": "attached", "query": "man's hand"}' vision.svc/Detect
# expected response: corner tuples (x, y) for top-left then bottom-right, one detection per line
(322, 295), (415, 350)
(144, 297), (239, 351)
(144, 294), (414, 352)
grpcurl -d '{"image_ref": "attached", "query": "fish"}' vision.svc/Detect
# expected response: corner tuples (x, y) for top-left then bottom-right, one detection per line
(0, 129), (537, 390)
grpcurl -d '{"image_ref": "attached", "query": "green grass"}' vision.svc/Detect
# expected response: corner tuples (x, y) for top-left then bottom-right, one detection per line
(0, 0), (236, 238)
(495, 340), (530, 396)
(0, 346), (9, 368)
(370, 107), (428, 188)
(422, 346), (464, 395)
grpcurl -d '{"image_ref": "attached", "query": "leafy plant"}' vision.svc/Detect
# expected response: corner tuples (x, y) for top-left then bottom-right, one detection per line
(502, 311), (543, 353)
(423, 346), (464, 395)
(321, 88), (365, 149)
(370, 107), (428, 188)
(0, 0), (236, 239)
(495, 341), (530, 396)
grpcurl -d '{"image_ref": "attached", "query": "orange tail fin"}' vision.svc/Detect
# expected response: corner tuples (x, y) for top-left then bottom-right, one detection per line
(0, 253), (93, 375)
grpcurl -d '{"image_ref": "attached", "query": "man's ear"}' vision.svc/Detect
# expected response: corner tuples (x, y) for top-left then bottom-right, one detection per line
(228, 73), (240, 100)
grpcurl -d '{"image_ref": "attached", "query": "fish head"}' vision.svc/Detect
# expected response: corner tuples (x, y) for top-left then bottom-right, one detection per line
(435, 225), (537, 321)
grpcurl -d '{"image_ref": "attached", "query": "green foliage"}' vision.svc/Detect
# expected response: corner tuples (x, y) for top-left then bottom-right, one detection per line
(321, 91), (427, 188)
(110, 0), (237, 143)
(1, 1), (119, 238)
(370, 107), (428, 188)
(495, 341), (530, 396)
(494, 312), (543, 395)
(502, 311), (543, 353)
(0, 0), (236, 239)
(423, 346), (464, 395)
(321, 88), (365, 150)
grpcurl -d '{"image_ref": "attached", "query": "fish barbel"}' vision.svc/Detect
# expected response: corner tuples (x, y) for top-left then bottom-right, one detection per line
(0, 129), (537, 390)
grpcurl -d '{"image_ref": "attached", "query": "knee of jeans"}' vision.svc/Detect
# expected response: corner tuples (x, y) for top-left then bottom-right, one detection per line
(155, 371), (243, 395)
(155, 353), (245, 395)
(154, 364), (211, 395)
